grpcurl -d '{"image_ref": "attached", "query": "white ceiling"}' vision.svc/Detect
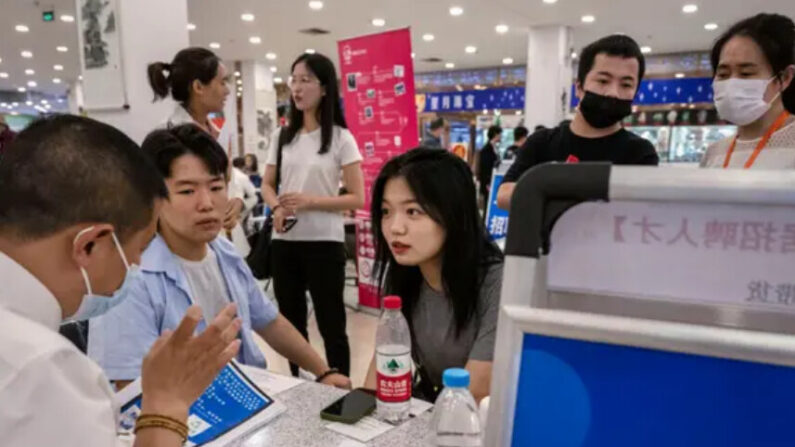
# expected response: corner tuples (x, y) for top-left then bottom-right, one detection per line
(2, 0), (795, 97)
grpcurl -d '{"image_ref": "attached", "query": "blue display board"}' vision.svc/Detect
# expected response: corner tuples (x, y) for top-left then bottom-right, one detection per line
(423, 87), (525, 112)
(512, 333), (795, 447)
(571, 77), (714, 108)
(485, 170), (509, 242)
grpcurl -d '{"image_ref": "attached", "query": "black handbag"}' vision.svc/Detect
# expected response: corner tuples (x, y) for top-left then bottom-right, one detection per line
(246, 140), (282, 280)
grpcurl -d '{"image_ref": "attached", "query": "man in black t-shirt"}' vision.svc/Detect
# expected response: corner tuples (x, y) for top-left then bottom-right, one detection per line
(478, 125), (502, 201)
(497, 34), (659, 210)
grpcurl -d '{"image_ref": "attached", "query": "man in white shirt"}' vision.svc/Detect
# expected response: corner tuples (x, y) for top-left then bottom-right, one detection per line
(0, 115), (242, 447)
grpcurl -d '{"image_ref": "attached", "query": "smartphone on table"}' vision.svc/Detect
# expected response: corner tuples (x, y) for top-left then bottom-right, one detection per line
(320, 388), (376, 424)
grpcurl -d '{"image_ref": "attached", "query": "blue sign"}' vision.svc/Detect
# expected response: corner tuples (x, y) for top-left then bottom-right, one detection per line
(423, 87), (525, 113)
(485, 170), (509, 241)
(571, 77), (714, 108)
(512, 333), (795, 447)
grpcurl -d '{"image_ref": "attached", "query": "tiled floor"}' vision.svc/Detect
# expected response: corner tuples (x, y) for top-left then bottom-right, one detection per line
(254, 270), (379, 388)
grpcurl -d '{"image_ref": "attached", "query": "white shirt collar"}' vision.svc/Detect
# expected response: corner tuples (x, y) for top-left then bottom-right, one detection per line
(0, 251), (62, 330)
(167, 104), (222, 136)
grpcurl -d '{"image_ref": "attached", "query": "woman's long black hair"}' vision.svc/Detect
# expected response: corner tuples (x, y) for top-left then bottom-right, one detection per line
(279, 53), (347, 154)
(371, 148), (503, 337)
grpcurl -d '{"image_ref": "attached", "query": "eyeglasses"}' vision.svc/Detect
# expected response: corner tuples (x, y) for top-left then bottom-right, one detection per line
(289, 76), (320, 89)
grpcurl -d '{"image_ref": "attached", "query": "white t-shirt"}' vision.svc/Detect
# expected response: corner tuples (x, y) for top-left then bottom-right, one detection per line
(179, 249), (231, 322)
(267, 126), (362, 242)
(701, 116), (795, 169)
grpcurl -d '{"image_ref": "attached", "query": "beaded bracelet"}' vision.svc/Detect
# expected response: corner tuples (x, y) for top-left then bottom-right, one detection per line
(134, 414), (189, 442)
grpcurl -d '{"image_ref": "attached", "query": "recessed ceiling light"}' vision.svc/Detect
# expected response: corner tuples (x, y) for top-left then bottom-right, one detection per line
(18, 87), (26, 93)
(274, 77), (284, 83)
(502, 57), (514, 65)
(60, 14), (75, 22)
(54, 64), (64, 71)
(675, 73), (686, 78)
(640, 46), (652, 54)
(465, 46), (477, 54)
(449, 6), (464, 16)
(209, 42), (221, 49)
(266, 52), (277, 60)
(11, 102), (18, 107)
(21, 50), (33, 58)
(309, 1), (323, 10)
(41, 99), (49, 104)
(372, 18), (386, 27)
(495, 24), (509, 34)
(411, 52), (415, 59)
(543, 0), (558, 3)
(25, 69), (35, 75)
(423, 33), (435, 42)
(27, 81), (37, 88)
(15, 25), (29, 33)
(445, 62), (455, 69)
(704, 22), (718, 31)
(581, 15), (595, 23)
(236, 79), (243, 85)
(187, 23), (196, 31)
(57, 46), (68, 52)
(241, 13), (255, 22)
(270, 66), (278, 72)
(305, 49), (316, 54)
(682, 4), (698, 13)
(26, 101), (33, 106)
(0, 73), (8, 79)
(53, 78), (61, 84)
(78, 75), (83, 81)
(571, 52), (578, 59)
(249, 36), (262, 44)
(235, 71), (241, 77)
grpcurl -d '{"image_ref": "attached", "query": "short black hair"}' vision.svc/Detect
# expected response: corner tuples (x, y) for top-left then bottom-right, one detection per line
(711, 13), (795, 113)
(514, 126), (529, 141)
(429, 117), (446, 131)
(141, 125), (228, 182)
(0, 115), (168, 241)
(487, 125), (502, 140)
(577, 34), (646, 88)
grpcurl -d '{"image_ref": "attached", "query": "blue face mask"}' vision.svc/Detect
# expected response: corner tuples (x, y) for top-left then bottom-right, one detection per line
(66, 227), (142, 322)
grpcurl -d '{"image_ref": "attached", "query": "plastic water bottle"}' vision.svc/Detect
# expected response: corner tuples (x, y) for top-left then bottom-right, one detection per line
(375, 295), (412, 423)
(432, 369), (482, 446)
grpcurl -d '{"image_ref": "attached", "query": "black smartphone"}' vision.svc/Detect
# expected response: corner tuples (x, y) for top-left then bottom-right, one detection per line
(320, 388), (376, 424)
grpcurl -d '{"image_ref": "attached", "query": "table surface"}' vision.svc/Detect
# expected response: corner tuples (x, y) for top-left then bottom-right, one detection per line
(236, 381), (435, 447)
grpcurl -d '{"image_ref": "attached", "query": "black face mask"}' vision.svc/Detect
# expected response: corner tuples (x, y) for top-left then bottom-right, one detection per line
(579, 91), (634, 129)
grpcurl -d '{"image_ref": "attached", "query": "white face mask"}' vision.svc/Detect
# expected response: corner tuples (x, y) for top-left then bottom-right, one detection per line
(65, 227), (141, 322)
(713, 77), (781, 126)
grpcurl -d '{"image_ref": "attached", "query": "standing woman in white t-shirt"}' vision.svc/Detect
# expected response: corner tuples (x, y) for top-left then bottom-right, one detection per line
(262, 53), (365, 377)
(148, 48), (249, 252)
(702, 14), (795, 169)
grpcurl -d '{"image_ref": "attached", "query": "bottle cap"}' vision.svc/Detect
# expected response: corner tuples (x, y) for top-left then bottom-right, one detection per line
(442, 368), (470, 388)
(383, 295), (402, 310)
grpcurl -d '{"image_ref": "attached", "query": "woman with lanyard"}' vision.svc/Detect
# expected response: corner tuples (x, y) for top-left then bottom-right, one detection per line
(262, 53), (365, 378)
(702, 13), (795, 169)
(148, 48), (250, 254)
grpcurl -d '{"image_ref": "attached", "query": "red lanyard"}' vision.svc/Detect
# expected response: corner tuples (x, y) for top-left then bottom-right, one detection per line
(723, 111), (791, 169)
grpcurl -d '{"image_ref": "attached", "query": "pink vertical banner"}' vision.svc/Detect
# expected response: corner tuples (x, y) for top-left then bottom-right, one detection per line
(338, 28), (418, 309)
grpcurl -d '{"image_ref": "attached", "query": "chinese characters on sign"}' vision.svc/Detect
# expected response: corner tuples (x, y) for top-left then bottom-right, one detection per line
(615, 216), (795, 254)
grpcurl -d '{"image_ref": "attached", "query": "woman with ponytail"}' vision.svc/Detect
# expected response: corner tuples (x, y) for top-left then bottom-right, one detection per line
(147, 47), (231, 139)
(148, 48), (250, 254)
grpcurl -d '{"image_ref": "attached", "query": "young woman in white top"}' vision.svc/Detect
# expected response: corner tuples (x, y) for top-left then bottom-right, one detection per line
(148, 48), (249, 252)
(262, 53), (365, 377)
(702, 13), (795, 169)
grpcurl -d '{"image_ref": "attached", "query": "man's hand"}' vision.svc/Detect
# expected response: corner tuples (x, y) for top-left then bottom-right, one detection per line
(319, 373), (352, 390)
(224, 198), (244, 231)
(140, 305), (242, 421)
